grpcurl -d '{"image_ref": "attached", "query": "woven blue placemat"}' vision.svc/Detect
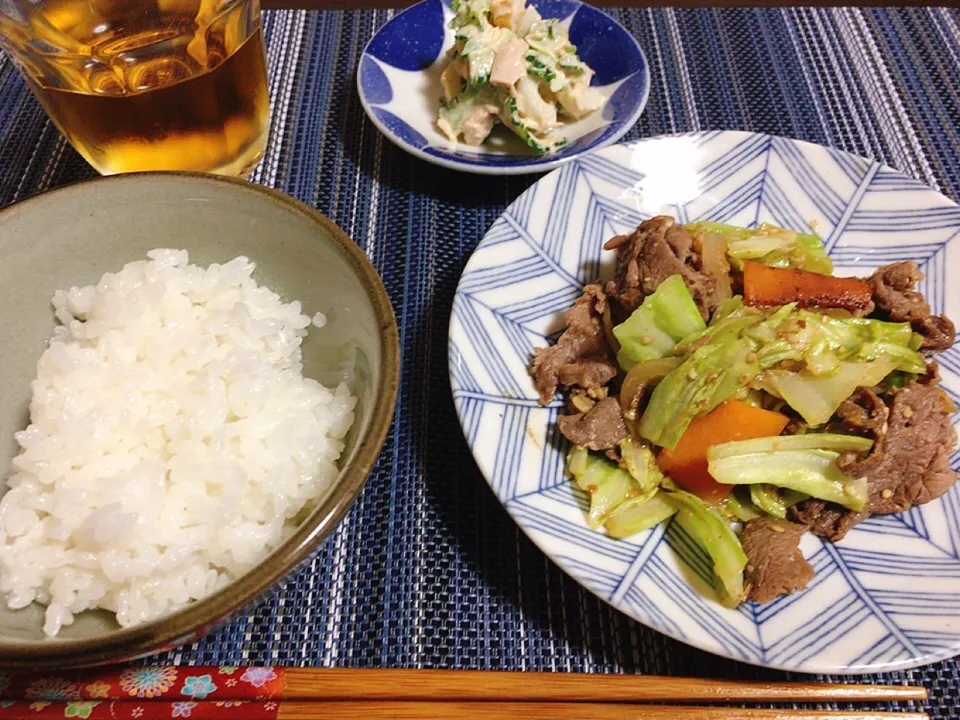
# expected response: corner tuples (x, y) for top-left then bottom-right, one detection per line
(2, 6), (960, 716)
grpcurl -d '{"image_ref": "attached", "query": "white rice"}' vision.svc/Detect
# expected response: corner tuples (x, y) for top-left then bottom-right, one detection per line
(0, 249), (356, 636)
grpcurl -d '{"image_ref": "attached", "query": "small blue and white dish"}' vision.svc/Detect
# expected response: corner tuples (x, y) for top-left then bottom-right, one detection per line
(357, 0), (649, 175)
(449, 131), (960, 673)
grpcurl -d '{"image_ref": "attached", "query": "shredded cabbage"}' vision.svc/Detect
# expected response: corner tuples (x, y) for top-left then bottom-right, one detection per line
(685, 220), (833, 275)
(639, 302), (925, 448)
(760, 358), (898, 426)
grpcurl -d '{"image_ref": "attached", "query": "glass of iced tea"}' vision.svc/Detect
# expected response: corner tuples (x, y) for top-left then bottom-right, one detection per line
(0, 0), (270, 176)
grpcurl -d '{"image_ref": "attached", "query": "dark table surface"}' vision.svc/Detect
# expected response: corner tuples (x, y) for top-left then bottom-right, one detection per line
(1, 4), (959, 718)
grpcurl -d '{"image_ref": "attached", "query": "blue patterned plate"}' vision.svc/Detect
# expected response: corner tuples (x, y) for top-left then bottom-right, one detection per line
(357, 0), (649, 175)
(449, 131), (960, 673)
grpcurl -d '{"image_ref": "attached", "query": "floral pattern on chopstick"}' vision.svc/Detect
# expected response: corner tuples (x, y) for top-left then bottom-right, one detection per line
(0, 700), (280, 719)
(0, 667), (284, 704)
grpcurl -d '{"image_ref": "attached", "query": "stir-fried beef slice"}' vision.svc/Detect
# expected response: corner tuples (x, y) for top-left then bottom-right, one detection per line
(741, 518), (815, 603)
(789, 499), (870, 542)
(838, 381), (958, 515)
(557, 397), (628, 451)
(868, 261), (927, 321)
(917, 315), (956, 352)
(836, 387), (888, 433)
(603, 216), (717, 321)
(920, 360), (941, 386)
(867, 261), (956, 351)
(532, 284), (613, 405)
(796, 380), (958, 539)
(557, 358), (617, 392)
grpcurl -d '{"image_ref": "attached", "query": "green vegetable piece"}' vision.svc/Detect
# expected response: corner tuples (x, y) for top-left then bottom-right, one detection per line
(880, 370), (919, 391)
(750, 484), (787, 519)
(666, 488), (748, 608)
(605, 492), (678, 538)
(708, 449), (869, 512)
(781, 489), (809, 508)
(569, 443), (674, 537)
(567, 444), (589, 476)
(568, 447), (648, 529)
(687, 221), (833, 275)
(558, 54), (586, 75)
(525, 51), (566, 91)
(613, 275), (706, 370)
(500, 95), (566, 154)
(855, 340), (927, 374)
(639, 336), (760, 450)
(450, 0), (492, 29)
(620, 437), (664, 495)
(724, 488), (763, 522)
(437, 86), (497, 134)
(672, 302), (764, 357)
(803, 312), (923, 373)
(640, 299), (924, 447)
(707, 433), (874, 459)
(764, 358), (898, 426)
(638, 305), (793, 450)
(462, 36), (495, 85)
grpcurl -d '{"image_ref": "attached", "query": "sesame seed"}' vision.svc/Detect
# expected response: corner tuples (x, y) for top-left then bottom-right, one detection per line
(571, 395), (594, 413)
(902, 405), (914, 418)
(586, 485), (598, 494)
(771, 524), (785, 533)
(624, 410), (637, 421)
(739, 373), (752, 383)
(881, 489), (893, 499)
(707, 373), (719, 382)
(746, 352), (758, 363)
(687, 369), (698, 380)
(641, 335), (654, 345)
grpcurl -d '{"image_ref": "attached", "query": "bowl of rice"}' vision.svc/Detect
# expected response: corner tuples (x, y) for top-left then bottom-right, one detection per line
(0, 173), (399, 669)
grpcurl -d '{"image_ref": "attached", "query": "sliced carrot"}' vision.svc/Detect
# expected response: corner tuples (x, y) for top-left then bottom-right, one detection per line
(743, 261), (874, 312)
(656, 400), (790, 503)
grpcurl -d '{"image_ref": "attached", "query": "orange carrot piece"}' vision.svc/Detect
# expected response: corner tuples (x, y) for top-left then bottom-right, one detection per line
(657, 400), (790, 503)
(742, 261), (874, 312)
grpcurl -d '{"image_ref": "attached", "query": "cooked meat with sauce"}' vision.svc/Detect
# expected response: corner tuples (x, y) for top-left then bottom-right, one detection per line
(867, 261), (956, 351)
(790, 499), (869, 543)
(557, 396), (628, 451)
(603, 215), (718, 320)
(839, 381), (958, 515)
(531, 284), (612, 405)
(835, 386), (888, 434)
(794, 379), (958, 540)
(741, 518), (815, 603)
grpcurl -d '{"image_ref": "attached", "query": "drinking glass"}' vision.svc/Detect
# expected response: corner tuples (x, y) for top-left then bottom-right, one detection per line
(0, 0), (270, 176)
